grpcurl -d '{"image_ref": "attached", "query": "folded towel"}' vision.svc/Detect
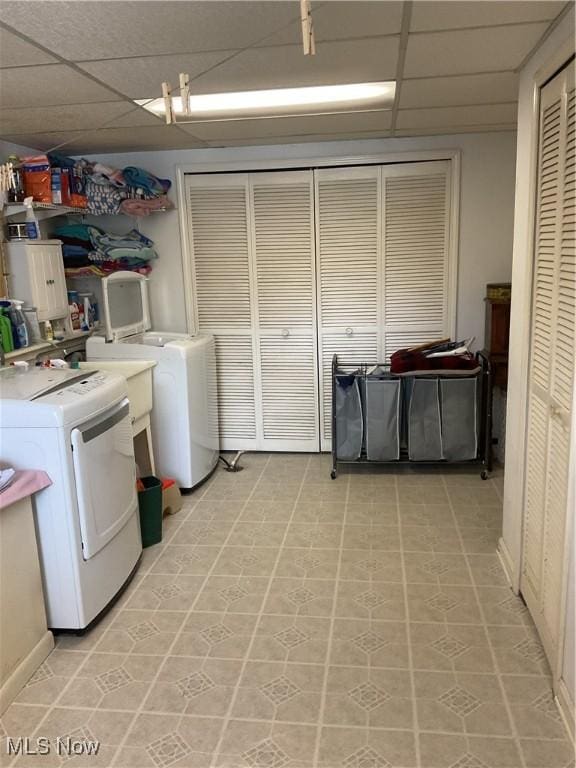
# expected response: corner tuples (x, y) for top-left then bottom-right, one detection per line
(122, 166), (171, 196)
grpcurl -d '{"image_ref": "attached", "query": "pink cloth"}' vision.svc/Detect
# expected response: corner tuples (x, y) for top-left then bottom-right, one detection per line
(119, 195), (174, 217)
(0, 470), (52, 510)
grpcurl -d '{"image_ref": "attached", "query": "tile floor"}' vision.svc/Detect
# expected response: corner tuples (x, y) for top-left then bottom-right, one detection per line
(2, 453), (574, 768)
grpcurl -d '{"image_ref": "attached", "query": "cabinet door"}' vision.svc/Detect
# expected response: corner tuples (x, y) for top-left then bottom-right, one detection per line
(46, 247), (68, 319)
(27, 249), (52, 322)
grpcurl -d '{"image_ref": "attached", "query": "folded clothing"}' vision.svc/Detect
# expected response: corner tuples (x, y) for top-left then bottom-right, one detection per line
(122, 166), (171, 196)
(120, 195), (174, 217)
(86, 179), (123, 215)
(88, 226), (157, 261)
(53, 223), (95, 243)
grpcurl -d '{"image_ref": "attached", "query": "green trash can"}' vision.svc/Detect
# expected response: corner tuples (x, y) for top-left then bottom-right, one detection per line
(137, 476), (163, 547)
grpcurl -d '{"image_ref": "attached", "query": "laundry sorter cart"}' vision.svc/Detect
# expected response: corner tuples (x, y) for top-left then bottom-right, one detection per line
(330, 351), (493, 479)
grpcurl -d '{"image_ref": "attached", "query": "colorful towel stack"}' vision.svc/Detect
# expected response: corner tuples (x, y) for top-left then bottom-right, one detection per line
(54, 223), (158, 277)
(48, 153), (175, 217)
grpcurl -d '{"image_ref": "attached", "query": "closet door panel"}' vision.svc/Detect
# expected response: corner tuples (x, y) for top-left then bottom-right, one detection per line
(382, 162), (452, 359)
(251, 171), (318, 450)
(521, 63), (575, 669)
(185, 174), (259, 449)
(315, 168), (380, 449)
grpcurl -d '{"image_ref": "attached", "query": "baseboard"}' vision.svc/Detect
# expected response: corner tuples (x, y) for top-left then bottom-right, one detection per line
(497, 537), (519, 592)
(555, 677), (575, 742)
(0, 631), (54, 715)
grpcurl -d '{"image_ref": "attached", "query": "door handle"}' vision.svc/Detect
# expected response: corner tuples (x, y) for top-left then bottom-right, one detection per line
(345, 327), (353, 337)
(281, 328), (290, 338)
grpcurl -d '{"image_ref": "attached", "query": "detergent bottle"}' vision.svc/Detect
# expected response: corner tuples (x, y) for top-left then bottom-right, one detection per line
(0, 308), (14, 354)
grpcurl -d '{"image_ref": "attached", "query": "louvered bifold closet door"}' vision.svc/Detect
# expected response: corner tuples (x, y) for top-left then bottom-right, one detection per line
(381, 161), (453, 359)
(251, 171), (319, 450)
(185, 174), (258, 449)
(521, 63), (575, 668)
(315, 167), (380, 450)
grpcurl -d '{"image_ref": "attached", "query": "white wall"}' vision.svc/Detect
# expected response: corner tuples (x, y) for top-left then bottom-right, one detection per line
(86, 131), (516, 343)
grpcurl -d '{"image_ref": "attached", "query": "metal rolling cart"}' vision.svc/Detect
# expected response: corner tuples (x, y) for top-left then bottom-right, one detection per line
(330, 351), (493, 479)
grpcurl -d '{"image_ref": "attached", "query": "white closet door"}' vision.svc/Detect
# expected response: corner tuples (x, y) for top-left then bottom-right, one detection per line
(251, 171), (319, 451)
(185, 174), (259, 449)
(521, 63), (575, 667)
(315, 167), (380, 449)
(381, 161), (453, 359)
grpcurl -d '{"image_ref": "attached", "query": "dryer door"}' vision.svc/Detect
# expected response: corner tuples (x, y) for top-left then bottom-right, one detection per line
(71, 399), (138, 559)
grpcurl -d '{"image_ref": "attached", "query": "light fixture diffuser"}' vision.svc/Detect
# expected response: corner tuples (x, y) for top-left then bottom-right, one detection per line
(136, 81), (396, 122)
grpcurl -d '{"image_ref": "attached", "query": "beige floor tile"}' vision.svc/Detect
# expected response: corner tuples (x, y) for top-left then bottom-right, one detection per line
(95, 609), (186, 655)
(398, 486), (450, 505)
(232, 660), (324, 723)
(419, 732), (522, 767)
(215, 719), (317, 768)
(339, 550), (403, 582)
(323, 666), (414, 729)
(452, 505), (503, 528)
(229, 521), (289, 547)
(486, 624), (552, 676)
(335, 581), (406, 621)
(447, 486), (501, 507)
(249, 615), (331, 664)
(149, 545), (222, 576)
(476, 587), (533, 627)
(329, 618), (409, 669)
(406, 584), (483, 624)
(414, 669), (513, 736)
(398, 504), (455, 527)
(341, 525), (401, 551)
(520, 737), (576, 768)
(291, 501), (346, 524)
(143, 656), (242, 717)
(213, 546), (279, 577)
(121, 712), (223, 767)
(501, 675), (569, 740)
(275, 548), (340, 580)
(240, 501), (296, 522)
(318, 726), (417, 768)
(467, 554), (510, 587)
(171, 611), (257, 659)
(185, 500), (245, 522)
(284, 522), (343, 549)
(404, 553), (471, 585)
(409, 622), (495, 674)
(264, 577), (336, 618)
(345, 486), (396, 504)
(122, 574), (206, 612)
(174, 521), (234, 547)
(459, 527), (500, 555)
(194, 575), (270, 614)
(400, 525), (463, 554)
(345, 502), (399, 526)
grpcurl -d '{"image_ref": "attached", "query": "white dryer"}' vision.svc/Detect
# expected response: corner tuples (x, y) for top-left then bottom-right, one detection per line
(86, 272), (219, 490)
(0, 366), (142, 630)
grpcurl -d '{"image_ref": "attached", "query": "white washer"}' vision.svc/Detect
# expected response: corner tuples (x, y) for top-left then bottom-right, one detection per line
(86, 272), (219, 490)
(0, 366), (142, 630)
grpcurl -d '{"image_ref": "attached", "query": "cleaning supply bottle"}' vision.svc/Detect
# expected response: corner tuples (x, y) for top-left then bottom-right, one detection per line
(0, 308), (14, 354)
(10, 300), (29, 348)
(44, 319), (54, 341)
(23, 196), (40, 239)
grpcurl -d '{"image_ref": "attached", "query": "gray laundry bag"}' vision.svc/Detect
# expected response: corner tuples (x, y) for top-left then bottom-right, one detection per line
(365, 377), (401, 460)
(335, 374), (363, 460)
(407, 377), (443, 460)
(440, 378), (478, 460)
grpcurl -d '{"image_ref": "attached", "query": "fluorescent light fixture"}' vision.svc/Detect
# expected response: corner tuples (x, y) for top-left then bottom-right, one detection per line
(136, 81), (395, 122)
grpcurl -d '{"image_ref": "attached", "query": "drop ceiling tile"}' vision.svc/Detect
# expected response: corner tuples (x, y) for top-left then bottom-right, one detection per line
(188, 37), (399, 94)
(411, 0), (566, 32)
(0, 101), (160, 135)
(0, 64), (122, 107)
(1, 125), (205, 154)
(78, 51), (238, 100)
(205, 130), (392, 148)
(266, 1), (403, 45)
(0, 1), (297, 60)
(0, 27), (57, 67)
(179, 110), (392, 141)
(404, 22), (549, 78)
(396, 103), (518, 130)
(396, 125), (517, 137)
(400, 71), (519, 109)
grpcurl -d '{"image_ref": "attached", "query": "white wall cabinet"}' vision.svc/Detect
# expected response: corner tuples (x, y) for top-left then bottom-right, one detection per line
(521, 62), (575, 669)
(6, 240), (68, 322)
(185, 162), (455, 452)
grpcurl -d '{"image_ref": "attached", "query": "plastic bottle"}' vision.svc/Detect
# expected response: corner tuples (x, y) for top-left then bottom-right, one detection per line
(44, 319), (54, 341)
(10, 300), (29, 348)
(23, 196), (40, 239)
(0, 309), (14, 354)
(7, 155), (25, 203)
